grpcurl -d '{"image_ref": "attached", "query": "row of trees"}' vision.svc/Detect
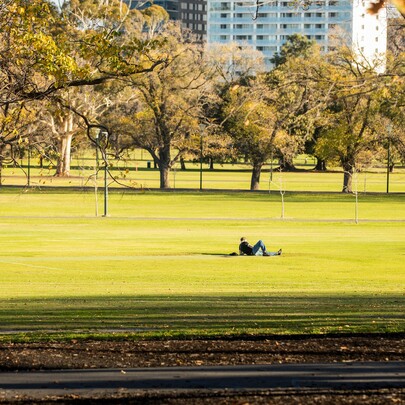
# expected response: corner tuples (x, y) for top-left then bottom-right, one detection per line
(1, 0), (404, 192)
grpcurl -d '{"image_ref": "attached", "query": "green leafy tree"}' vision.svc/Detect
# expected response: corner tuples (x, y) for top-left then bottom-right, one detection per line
(315, 47), (398, 193)
(106, 23), (210, 188)
(270, 34), (316, 68)
(0, 0), (168, 106)
(0, 0), (171, 182)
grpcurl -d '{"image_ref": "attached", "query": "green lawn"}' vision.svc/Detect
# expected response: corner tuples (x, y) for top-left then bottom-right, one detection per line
(0, 189), (404, 340)
(2, 162), (405, 192)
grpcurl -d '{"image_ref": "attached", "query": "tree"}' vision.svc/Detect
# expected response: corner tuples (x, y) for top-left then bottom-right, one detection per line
(213, 40), (323, 191)
(378, 52), (405, 170)
(270, 34), (316, 68)
(0, 0), (172, 182)
(387, 17), (405, 56)
(269, 34), (323, 171)
(0, 101), (37, 185)
(314, 47), (397, 193)
(0, 0), (168, 107)
(222, 80), (275, 190)
(221, 63), (319, 191)
(107, 23), (210, 188)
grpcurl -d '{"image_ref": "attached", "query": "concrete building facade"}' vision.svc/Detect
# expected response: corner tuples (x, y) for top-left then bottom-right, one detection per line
(180, 1), (208, 40)
(128, 1), (180, 20)
(127, 0), (387, 69)
(207, 0), (387, 68)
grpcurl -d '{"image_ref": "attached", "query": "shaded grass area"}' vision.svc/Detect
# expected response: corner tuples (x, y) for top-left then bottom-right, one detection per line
(0, 294), (404, 341)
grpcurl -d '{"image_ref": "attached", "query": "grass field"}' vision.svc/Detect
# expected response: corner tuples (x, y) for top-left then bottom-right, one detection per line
(0, 189), (404, 340)
(2, 160), (405, 193)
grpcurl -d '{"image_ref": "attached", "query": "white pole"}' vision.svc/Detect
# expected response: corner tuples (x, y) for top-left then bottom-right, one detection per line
(354, 168), (358, 224)
(94, 175), (98, 217)
(280, 178), (285, 219)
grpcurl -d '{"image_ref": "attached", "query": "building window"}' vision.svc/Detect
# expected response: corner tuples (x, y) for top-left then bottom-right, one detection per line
(281, 24), (300, 29)
(257, 46), (277, 51)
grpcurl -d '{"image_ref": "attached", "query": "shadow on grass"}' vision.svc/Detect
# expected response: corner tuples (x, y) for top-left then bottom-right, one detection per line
(0, 295), (404, 337)
(200, 253), (239, 257)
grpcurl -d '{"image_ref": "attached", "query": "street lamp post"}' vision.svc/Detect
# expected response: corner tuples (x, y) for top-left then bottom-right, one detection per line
(386, 124), (392, 194)
(102, 131), (109, 217)
(27, 137), (31, 187)
(199, 123), (205, 191)
(97, 130), (109, 217)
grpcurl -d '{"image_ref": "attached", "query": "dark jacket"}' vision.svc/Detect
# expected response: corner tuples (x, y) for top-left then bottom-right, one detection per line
(239, 241), (253, 255)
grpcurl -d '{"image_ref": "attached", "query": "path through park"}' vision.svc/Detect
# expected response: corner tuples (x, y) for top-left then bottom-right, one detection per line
(1, 362), (405, 403)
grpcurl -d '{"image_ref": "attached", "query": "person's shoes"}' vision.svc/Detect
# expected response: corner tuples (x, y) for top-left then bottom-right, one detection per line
(263, 251), (270, 256)
(277, 249), (282, 256)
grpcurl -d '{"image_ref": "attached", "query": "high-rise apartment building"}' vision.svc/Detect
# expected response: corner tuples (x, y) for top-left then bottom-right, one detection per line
(180, 1), (208, 41)
(127, 1), (387, 70)
(127, 1), (208, 40)
(128, 1), (180, 20)
(207, 0), (387, 68)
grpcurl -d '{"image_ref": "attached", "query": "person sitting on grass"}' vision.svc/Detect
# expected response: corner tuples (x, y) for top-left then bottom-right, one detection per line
(239, 237), (282, 257)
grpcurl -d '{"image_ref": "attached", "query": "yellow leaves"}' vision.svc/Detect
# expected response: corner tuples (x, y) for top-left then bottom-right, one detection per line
(20, 31), (79, 81)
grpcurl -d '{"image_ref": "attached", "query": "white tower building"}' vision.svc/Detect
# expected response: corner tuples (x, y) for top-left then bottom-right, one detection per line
(207, 0), (387, 69)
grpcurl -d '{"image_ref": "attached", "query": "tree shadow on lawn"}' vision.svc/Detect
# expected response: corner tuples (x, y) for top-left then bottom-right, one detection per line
(0, 295), (404, 335)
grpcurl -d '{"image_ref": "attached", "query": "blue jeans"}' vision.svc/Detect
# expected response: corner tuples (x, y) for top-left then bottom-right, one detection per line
(252, 240), (278, 256)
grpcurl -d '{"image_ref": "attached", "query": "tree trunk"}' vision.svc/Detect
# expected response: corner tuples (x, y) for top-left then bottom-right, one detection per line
(314, 156), (327, 171)
(250, 162), (263, 191)
(279, 156), (297, 172)
(342, 160), (354, 193)
(159, 164), (170, 188)
(209, 157), (214, 170)
(180, 157), (186, 170)
(56, 134), (73, 177)
(158, 146), (171, 189)
(0, 154), (3, 188)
